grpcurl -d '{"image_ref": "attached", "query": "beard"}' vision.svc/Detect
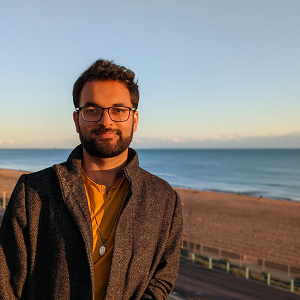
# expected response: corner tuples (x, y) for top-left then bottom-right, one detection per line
(78, 125), (133, 158)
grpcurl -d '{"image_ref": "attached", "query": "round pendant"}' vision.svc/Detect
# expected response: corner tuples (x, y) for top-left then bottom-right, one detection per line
(99, 245), (106, 257)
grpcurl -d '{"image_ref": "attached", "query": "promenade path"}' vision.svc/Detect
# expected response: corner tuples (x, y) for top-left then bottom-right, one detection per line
(171, 259), (299, 300)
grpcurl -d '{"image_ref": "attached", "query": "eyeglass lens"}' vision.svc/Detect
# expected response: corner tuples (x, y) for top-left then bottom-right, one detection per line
(81, 106), (131, 122)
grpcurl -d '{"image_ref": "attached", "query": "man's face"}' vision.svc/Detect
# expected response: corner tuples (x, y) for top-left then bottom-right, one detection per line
(73, 80), (139, 158)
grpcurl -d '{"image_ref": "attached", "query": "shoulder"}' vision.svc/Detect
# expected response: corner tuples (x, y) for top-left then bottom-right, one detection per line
(124, 148), (178, 199)
(128, 167), (180, 214)
(137, 167), (175, 193)
(18, 167), (57, 186)
(11, 167), (62, 201)
(13, 145), (82, 188)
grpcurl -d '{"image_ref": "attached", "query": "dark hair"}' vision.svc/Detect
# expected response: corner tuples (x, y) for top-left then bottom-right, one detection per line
(73, 59), (139, 109)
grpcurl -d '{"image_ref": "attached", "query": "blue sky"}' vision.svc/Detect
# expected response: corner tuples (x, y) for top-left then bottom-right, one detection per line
(0, 0), (299, 148)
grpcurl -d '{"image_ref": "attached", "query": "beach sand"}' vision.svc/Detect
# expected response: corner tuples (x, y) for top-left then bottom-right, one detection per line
(175, 187), (300, 269)
(0, 168), (30, 199)
(1, 168), (299, 268)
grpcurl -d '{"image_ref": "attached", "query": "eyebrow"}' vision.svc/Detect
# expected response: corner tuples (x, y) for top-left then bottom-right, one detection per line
(81, 102), (128, 108)
(112, 103), (127, 107)
(81, 101), (98, 107)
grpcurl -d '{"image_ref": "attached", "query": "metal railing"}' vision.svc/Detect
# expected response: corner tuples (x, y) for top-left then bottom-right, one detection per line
(180, 248), (300, 293)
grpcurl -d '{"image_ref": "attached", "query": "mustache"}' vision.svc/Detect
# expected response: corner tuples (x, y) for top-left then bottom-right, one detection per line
(91, 127), (121, 135)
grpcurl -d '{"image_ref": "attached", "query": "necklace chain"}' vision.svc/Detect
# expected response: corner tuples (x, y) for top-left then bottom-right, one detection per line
(88, 178), (128, 256)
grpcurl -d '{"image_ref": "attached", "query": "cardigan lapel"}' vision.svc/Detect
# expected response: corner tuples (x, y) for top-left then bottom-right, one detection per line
(105, 148), (139, 298)
(54, 164), (93, 252)
(53, 146), (95, 291)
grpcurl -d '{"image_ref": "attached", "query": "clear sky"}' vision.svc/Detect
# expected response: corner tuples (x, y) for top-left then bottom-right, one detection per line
(0, 0), (299, 149)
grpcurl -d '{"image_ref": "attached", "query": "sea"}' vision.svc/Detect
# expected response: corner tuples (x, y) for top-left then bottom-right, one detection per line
(0, 149), (299, 202)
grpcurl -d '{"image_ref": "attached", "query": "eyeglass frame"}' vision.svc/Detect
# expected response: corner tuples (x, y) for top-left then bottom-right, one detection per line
(75, 105), (137, 122)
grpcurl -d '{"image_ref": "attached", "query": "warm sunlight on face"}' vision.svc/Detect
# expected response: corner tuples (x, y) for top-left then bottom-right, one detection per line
(73, 80), (139, 158)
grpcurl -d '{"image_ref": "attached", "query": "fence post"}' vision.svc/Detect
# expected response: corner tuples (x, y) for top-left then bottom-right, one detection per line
(291, 279), (294, 292)
(245, 267), (249, 279)
(192, 253), (195, 264)
(226, 262), (230, 274)
(187, 214), (190, 254)
(267, 272), (271, 285)
(239, 254), (242, 268)
(208, 258), (212, 269)
(2, 192), (6, 209)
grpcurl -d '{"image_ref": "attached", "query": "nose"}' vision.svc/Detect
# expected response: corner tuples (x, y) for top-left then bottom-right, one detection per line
(97, 108), (113, 126)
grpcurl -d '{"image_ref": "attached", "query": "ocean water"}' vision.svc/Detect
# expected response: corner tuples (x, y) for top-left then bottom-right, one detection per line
(137, 149), (300, 202)
(0, 149), (299, 202)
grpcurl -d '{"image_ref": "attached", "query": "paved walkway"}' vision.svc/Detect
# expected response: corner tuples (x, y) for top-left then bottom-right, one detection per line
(172, 259), (299, 300)
(198, 248), (299, 282)
(168, 294), (186, 300)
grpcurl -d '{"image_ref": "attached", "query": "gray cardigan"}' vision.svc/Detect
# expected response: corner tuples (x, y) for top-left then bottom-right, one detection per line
(0, 146), (183, 300)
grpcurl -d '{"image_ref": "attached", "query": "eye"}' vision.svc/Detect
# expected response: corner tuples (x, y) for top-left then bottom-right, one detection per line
(110, 107), (128, 115)
(85, 107), (100, 115)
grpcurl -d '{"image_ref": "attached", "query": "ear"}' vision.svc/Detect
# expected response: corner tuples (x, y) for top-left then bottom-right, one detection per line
(73, 111), (80, 133)
(133, 111), (139, 132)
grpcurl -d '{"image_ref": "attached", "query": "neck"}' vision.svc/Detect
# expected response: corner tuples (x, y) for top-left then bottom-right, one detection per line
(82, 148), (129, 190)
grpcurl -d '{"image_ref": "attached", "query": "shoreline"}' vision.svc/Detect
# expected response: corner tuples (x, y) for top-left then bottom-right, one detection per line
(0, 168), (297, 204)
(173, 185), (298, 203)
(1, 168), (299, 268)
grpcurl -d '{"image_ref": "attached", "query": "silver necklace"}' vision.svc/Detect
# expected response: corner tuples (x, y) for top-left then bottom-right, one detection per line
(89, 180), (127, 257)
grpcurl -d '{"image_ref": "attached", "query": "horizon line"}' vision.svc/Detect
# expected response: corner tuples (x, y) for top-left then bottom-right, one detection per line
(1, 147), (300, 150)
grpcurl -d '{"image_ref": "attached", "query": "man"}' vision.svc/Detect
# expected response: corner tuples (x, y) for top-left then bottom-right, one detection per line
(0, 59), (183, 300)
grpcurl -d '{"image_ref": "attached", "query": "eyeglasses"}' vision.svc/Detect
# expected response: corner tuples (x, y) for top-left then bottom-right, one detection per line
(75, 106), (136, 122)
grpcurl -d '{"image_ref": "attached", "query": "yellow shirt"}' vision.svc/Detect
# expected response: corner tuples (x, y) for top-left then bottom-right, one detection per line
(82, 170), (128, 300)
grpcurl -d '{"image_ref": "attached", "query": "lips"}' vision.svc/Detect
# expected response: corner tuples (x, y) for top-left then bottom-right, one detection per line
(96, 132), (116, 138)
(92, 128), (116, 134)
(91, 127), (121, 139)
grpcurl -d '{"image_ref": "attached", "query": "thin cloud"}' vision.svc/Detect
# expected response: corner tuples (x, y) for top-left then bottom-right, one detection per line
(1, 133), (299, 149)
(171, 138), (181, 143)
(131, 132), (300, 149)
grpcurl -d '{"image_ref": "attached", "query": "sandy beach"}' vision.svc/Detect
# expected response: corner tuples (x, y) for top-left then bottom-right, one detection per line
(0, 168), (31, 199)
(1, 168), (299, 269)
(175, 187), (300, 269)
